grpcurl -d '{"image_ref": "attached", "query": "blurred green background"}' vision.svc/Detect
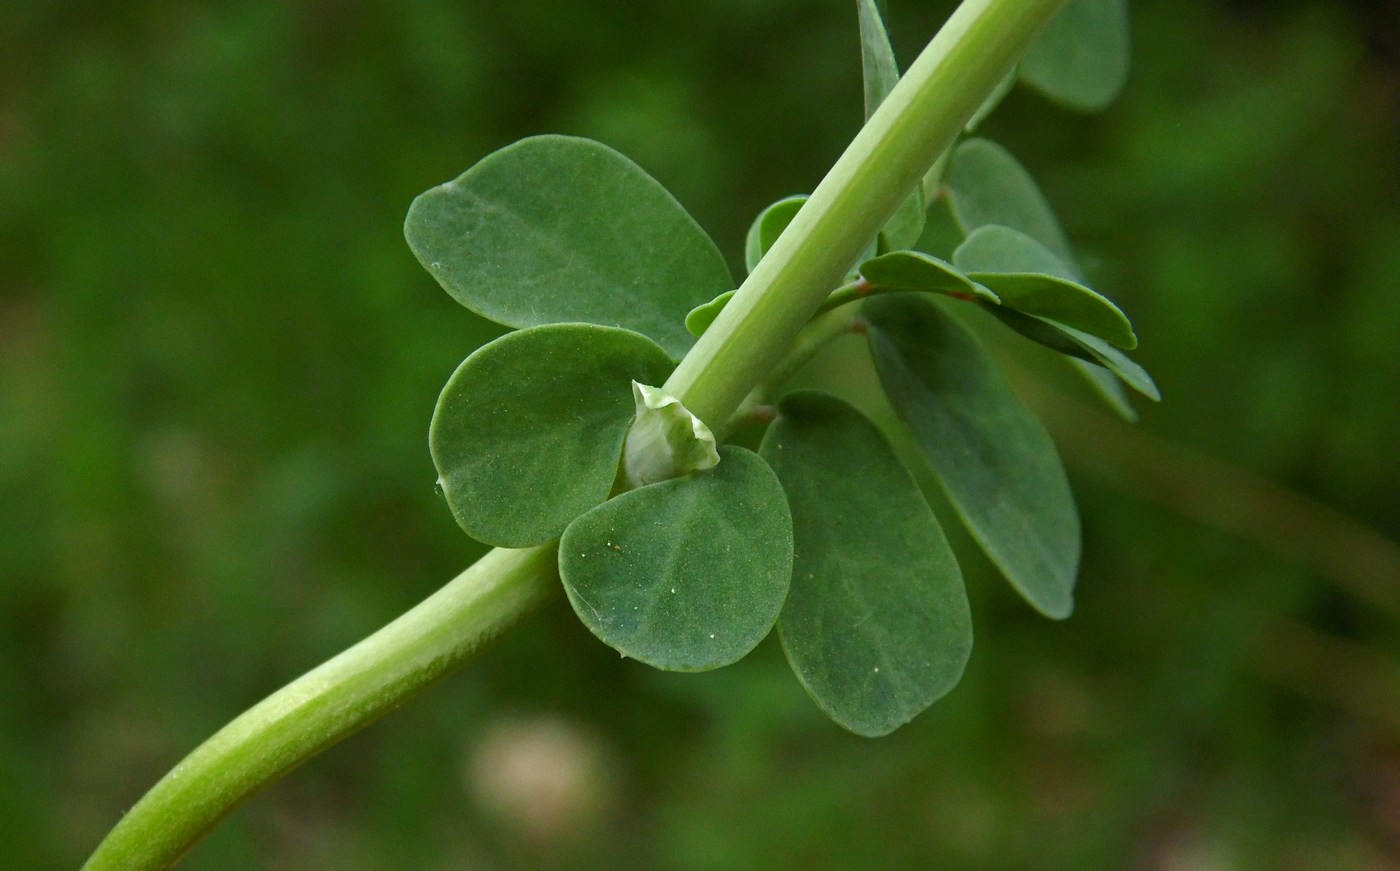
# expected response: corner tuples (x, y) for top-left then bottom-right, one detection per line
(3, 0), (1399, 868)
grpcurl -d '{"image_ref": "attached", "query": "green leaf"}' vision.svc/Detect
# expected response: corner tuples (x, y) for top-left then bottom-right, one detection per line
(943, 138), (1078, 270)
(559, 446), (793, 672)
(942, 209), (1146, 414)
(857, 0), (899, 121)
(859, 250), (1000, 303)
(405, 135), (731, 359)
(1070, 358), (1140, 422)
(880, 185), (926, 253)
(760, 391), (972, 737)
(1020, 0), (1129, 112)
(953, 223), (1074, 277)
(855, 0), (924, 252)
(745, 195), (807, 273)
(954, 226), (1137, 349)
(912, 194), (964, 261)
(864, 295), (1079, 619)
(685, 290), (736, 337)
(430, 323), (673, 548)
(985, 307), (1161, 401)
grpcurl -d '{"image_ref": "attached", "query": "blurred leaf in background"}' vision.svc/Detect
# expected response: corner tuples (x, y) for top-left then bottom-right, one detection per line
(2, 0), (1398, 868)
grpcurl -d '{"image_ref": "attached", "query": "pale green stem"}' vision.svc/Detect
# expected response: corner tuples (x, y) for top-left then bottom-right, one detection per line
(761, 308), (864, 401)
(82, 545), (559, 871)
(720, 307), (862, 435)
(664, 0), (1068, 427)
(813, 279), (872, 318)
(83, 1), (1068, 867)
(813, 277), (985, 318)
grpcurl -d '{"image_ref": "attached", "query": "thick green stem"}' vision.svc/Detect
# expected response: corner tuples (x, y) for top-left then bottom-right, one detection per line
(665, 0), (1067, 426)
(83, 2), (1067, 867)
(82, 545), (559, 871)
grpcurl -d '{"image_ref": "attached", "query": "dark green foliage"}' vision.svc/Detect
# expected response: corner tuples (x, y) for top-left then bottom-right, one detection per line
(412, 0), (1139, 731)
(857, 250), (999, 302)
(761, 391), (971, 737)
(938, 138), (1152, 417)
(984, 308), (1161, 400)
(429, 324), (673, 547)
(866, 296), (1081, 618)
(953, 225), (1137, 348)
(943, 138), (1079, 268)
(559, 447), (792, 672)
(405, 135), (731, 359)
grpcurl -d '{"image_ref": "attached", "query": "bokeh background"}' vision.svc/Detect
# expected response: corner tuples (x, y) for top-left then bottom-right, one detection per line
(4, 0), (1399, 868)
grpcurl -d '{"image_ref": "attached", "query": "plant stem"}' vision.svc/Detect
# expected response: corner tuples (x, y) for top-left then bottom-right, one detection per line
(813, 279), (873, 317)
(719, 307), (861, 436)
(664, 0), (1068, 427)
(84, 2), (1068, 866)
(814, 280), (985, 318)
(82, 545), (559, 871)
(812, 278), (868, 316)
(762, 308), (864, 401)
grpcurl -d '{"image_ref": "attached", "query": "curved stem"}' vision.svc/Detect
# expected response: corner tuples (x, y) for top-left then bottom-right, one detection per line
(664, 0), (1068, 427)
(814, 279), (873, 318)
(84, 1), (1069, 867)
(82, 545), (559, 871)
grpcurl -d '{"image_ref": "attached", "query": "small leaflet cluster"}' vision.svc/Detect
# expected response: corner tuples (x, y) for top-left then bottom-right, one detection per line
(405, 0), (1142, 736)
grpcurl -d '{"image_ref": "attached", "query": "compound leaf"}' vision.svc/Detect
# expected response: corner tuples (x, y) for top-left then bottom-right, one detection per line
(865, 295), (1080, 619)
(405, 135), (731, 359)
(559, 446), (793, 672)
(986, 307), (1160, 401)
(1020, 0), (1130, 112)
(954, 225), (1137, 349)
(430, 323), (673, 548)
(859, 250), (999, 303)
(760, 391), (972, 737)
(940, 140), (1145, 414)
(943, 138), (1078, 270)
